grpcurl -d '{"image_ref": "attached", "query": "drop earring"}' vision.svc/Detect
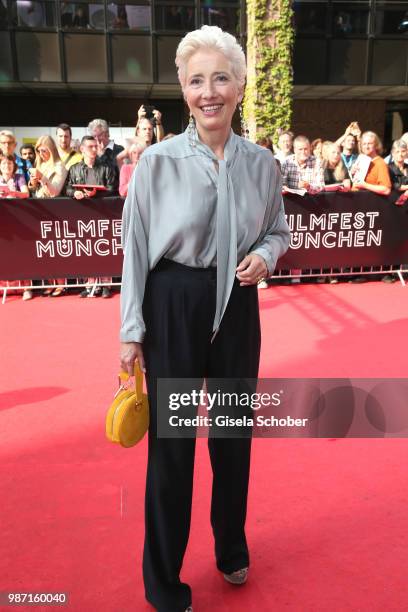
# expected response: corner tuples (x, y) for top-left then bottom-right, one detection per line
(239, 104), (249, 139)
(187, 113), (196, 147)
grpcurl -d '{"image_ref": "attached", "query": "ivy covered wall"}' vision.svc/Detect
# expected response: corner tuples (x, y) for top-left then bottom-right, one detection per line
(243, 0), (294, 142)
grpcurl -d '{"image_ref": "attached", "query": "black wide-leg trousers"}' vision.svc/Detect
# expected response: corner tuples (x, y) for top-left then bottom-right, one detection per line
(141, 259), (261, 612)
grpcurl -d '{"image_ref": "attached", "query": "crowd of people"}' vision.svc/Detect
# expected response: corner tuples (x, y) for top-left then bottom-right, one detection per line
(257, 122), (408, 199)
(1, 116), (407, 300)
(0, 106), (166, 300)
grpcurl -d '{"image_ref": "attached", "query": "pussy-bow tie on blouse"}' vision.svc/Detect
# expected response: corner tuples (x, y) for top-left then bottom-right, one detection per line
(187, 125), (240, 340)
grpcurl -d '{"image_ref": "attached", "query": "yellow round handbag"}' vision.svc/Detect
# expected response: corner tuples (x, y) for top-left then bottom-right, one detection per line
(105, 361), (149, 447)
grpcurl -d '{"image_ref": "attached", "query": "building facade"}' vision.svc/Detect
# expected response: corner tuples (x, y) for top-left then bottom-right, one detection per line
(0, 0), (407, 145)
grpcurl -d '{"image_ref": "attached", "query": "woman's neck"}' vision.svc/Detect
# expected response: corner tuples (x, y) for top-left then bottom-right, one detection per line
(1, 172), (12, 181)
(196, 125), (231, 160)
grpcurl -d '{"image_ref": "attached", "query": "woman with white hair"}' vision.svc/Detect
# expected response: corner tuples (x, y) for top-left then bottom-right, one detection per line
(119, 25), (290, 612)
(389, 139), (408, 194)
(352, 131), (391, 195)
(118, 141), (146, 196)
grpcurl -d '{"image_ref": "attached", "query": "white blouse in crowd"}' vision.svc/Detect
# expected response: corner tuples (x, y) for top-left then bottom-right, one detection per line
(120, 126), (290, 343)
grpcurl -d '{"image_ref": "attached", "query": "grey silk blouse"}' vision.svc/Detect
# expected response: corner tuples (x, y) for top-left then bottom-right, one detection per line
(120, 126), (290, 343)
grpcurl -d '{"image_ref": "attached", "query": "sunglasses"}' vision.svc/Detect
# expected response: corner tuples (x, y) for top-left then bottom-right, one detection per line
(36, 147), (49, 153)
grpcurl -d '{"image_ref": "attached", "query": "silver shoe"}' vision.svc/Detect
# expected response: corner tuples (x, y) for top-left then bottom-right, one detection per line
(185, 607), (193, 612)
(223, 567), (248, 585)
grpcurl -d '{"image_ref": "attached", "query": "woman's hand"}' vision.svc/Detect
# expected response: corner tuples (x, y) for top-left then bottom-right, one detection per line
(236, 254), (268, 286)
(120, 341), (146, 375)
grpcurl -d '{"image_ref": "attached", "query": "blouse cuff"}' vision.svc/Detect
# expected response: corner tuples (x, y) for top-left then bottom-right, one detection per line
(249, 246), (277, 277)
(119, 327), (145, 343)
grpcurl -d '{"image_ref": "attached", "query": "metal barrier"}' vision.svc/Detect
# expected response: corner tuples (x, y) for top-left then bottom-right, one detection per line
(2, 265), (405, 303)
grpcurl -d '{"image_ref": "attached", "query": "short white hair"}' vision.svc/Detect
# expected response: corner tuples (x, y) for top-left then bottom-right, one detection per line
(88, 118), (109, 134)
(175, 25), (246, 90)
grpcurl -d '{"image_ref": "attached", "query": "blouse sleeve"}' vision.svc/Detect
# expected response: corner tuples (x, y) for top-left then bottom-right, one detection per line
(249, 156), (291, 275)
(120, 157), (150, 343)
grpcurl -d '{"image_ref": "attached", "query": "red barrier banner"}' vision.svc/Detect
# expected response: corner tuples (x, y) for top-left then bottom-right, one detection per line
(1, 192), (407, 280)
(278, 190), (408, 268)
(0, 197), (123, 280)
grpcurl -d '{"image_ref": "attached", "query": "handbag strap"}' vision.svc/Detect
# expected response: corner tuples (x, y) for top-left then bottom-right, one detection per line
(118, 361), (143, 401)
(134, 361), (143, 401)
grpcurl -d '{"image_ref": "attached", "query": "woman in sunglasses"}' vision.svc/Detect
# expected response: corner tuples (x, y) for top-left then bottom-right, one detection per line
(29, 135), (68, 296)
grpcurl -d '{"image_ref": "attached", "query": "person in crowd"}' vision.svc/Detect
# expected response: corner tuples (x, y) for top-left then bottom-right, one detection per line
(87, 118), (124, 174)
(384, 132), (408, 164)
(28, 135), (67, 198)
(19, 143), (36, 167)
(73, 4), (88, 27)
(65, 135), (118, 298)
(117, 106), (164, 167)
(274, 130), (294, 164)
(352, 131), (391, 196)
(120, 25), (290, 612)
(0, 154), (29, 196)
(322, 142), (351, 189)
(0, 155), (32, 299)
(0, 130), (31, 182)
(281, 135), (324, 192)
(119, 142), (146, 197)
(335, 121), (361, 160)
(136, 104), (164, 144)
(28, 135), (68, 296)
(56, 123), (82, 169)
(256, 136), (273, 152)
(389, 139), (408, 201)
(340, 133), (358, 174)
(311, 138), (323, 161)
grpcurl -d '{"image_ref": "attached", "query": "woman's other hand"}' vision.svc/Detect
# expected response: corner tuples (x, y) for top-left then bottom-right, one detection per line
(120, 341), (146, 375)
(236, 254), (268, 286)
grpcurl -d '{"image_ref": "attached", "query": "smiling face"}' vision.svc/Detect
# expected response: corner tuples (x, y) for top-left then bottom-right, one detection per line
(183, 48), (243, 141)
(361, 134), (378, 158)
(0, 158), (14, 178)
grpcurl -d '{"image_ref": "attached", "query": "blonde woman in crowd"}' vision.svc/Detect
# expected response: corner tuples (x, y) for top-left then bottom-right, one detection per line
(322, 142), (351, 189)
(29, 135), (67, 198)
(29, 135), (68, 296)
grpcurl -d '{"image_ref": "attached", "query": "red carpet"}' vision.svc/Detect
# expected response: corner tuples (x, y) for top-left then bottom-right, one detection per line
(1, 282), (408, 611)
